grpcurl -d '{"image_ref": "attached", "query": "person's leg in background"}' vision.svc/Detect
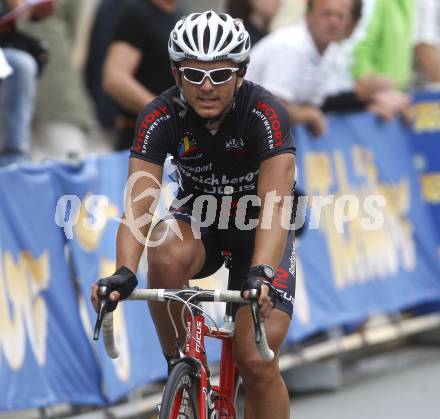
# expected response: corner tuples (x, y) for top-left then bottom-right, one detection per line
(0, 48), (37, 166)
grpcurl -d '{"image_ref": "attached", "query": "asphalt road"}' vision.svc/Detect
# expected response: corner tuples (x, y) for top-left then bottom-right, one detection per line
(290, 345), (440, 419)
(1, 344), (439, 419)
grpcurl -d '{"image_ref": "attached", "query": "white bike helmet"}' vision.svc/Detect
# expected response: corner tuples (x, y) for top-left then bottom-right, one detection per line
(168, 11), (251, 65)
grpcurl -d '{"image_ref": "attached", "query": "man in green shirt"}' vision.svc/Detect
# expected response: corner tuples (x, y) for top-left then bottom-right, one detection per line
(352, 0), (416, 89)
(348, 0), (414, 120)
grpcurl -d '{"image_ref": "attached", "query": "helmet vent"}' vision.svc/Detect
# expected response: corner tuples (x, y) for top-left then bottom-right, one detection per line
(220, 33), (233, 52)
(230, 43), (243, 54)
(182, 31), (191, 49)
(215, 25), (224, 48)
(203, 25), (210, 54)
(173, 41), (183, 53)
(219, 13), (227, 21)
(191, 13), (200, 21)
(192, 26), (199, 50)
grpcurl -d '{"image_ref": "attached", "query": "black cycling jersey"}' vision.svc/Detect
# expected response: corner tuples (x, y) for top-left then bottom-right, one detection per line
(130, 80), (297, 317)
(130, 80), (295, 200)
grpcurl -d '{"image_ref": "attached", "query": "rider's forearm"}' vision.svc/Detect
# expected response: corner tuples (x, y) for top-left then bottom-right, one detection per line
(115, 221), (148, 274)
(115, 158), (164, 273)
(251, 155), (295, 269)
(251, 201), (289, 269)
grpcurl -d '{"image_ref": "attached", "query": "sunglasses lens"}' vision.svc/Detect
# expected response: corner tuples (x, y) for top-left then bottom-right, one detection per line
(210, 69), (233, 83)
(183, 68), (205, 83)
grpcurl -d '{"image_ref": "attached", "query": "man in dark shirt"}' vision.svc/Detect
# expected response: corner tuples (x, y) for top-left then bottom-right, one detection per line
(103, 0), (179, 150)
(93, 11), (295, 418)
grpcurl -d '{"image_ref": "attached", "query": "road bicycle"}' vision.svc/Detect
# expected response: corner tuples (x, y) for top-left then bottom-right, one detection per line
(93, 252), (274, 419)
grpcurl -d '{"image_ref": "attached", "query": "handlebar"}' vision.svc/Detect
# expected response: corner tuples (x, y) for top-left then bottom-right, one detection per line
(93, 287), (274, 362)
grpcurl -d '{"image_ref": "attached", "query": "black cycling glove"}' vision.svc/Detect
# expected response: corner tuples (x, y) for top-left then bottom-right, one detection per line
(97, 266), (138, 312)
(241, 274), (282, 306)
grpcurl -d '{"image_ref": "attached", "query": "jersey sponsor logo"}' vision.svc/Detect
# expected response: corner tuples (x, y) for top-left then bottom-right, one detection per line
(194, 184), (255, 195)
(177, 168), (259, 195)
(225, 137), (246, 152)
(178, 133), (203, 160)
(288, 241), (296, 275)
(273, 268), (294, 309)
(179, 170), (259, 186)
(179, 133), (198, 157)
(134, 105), (169, 153)
(273, 267), (289, 289)
(253, 100), (284, 149)
(177, 162), (213, 174)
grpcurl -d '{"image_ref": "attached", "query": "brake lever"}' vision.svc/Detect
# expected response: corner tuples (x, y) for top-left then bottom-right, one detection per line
(249, 288), (262, 344)
(93, 285), (110, 341)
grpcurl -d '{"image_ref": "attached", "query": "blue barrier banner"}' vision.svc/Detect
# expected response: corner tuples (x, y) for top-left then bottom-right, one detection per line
(409, 91), (440, 251)
(290, 113), (440, 341)
(57, 153), (168, 403)
(0, 165), (102, 412)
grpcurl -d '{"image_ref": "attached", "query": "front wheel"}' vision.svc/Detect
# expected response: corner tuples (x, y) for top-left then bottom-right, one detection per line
(233, 374), (244, 419)
(159, 362), (200, 419)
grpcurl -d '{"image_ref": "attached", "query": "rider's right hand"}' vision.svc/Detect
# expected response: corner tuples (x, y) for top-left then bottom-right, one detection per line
(91, 266), (138, 313)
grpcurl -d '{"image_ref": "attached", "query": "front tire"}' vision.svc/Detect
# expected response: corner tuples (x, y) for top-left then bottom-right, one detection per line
(233, 374), (244, 419)
(159, 362), (200, 419)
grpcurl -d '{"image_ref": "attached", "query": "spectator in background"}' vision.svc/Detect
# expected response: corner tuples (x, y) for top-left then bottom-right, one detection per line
(246, 0), (353, 137)
(352, 0), (415, 90)
(102, 0), (179, 151)
(349, 0), (414, 120)
(0, 0), (54, 166)
(225, 0), (283, 45)
(21, 0), (99, 161)
(414, 0), (440, 86)
(321, 0), (409, 119)
(85, 0), (127, 130)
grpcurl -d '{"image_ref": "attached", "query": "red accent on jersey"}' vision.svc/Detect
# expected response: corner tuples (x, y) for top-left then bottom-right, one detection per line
(273, 267), (289, 289)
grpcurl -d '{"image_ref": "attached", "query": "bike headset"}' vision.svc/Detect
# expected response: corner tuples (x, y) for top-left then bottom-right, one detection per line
(168, 10), (251, 125)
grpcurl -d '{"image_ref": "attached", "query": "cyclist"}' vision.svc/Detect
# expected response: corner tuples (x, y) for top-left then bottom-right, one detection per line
(91, 11), (296, 419)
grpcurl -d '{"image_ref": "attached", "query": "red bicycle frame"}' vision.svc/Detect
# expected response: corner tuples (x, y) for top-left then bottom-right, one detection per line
(185, 312), (239, 419)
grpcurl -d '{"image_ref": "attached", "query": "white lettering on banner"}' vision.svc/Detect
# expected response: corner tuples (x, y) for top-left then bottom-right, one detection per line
(0, 251), (49, 370)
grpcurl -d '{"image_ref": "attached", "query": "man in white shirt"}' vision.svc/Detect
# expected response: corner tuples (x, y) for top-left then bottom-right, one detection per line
(246, 0), (352, 137)
(414, 0), (440, 86)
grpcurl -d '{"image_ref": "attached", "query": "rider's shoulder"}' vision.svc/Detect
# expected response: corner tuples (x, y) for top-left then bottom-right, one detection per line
(240, 80), (289, 117)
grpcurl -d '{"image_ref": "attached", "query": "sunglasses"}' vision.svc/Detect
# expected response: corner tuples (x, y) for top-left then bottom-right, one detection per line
(178, 67), (240, 85)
